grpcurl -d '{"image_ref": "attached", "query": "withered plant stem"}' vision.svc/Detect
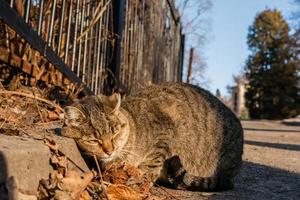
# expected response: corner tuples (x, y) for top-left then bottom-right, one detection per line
(93, 155), (103, 181)
(93, 155), (108, 199)
(0, 90), (63, 112)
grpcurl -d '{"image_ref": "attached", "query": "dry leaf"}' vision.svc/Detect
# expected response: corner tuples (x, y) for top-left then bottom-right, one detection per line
(60, 170), (95, 200)
(47, 110), (59, 120)
(124, 163), (140, 178)
(103, 162), (140, 185)
(107, 184), (141, 200)
(44, 137), (59, 152)
(50, 154), (67, 169)
(79, 190), (92, 200)
(103, 162), (154, 194)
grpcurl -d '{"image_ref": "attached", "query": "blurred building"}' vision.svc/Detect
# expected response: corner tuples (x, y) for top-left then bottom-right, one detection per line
(230, 76), (248, 118)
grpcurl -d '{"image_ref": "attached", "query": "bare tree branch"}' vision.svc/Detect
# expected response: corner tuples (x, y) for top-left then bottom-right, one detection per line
(175, 0), (212, 88)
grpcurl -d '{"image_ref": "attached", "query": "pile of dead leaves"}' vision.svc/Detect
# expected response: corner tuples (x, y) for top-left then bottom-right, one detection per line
(0, 80), (64, 137)
(0, 79), (170, 200)
(37, 138), (164, 200)
(38, 138), (103, 200)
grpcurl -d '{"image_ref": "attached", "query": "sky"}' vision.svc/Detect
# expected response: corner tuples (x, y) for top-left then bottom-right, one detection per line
(204, 0), (295, 96)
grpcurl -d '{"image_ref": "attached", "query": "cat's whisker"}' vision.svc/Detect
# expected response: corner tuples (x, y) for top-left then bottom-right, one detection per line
(120, 149), (138, 154)
(122, 145), (144, 150)
(119, 150), (140, 158)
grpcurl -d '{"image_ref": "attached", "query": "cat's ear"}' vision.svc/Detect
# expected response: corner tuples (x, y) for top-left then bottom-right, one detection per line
(63, 106), (86, 126)
(97, 93), (121, 114)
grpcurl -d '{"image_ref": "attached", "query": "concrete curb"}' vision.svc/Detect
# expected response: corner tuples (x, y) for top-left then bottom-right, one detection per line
(0, 134), (89, 198)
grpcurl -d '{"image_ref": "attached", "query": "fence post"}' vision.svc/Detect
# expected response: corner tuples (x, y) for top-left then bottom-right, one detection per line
(186, 47), (194, 84)
(178, 34), (185, 82)
(109, 0), (125, 93)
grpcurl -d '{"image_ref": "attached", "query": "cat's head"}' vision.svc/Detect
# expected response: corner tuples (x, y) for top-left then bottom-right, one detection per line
(62, 93), (128, 162)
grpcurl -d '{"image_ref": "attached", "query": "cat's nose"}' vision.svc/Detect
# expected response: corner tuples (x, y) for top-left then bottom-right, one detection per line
(103, 142), (114, 155)
(105, 150), (113, 155)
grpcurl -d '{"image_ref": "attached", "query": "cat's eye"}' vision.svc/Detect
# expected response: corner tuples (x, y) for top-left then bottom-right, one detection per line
(83, 139), (102, 146)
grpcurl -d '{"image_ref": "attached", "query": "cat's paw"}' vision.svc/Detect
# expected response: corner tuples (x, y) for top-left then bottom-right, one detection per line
(164, 156), (187, 187)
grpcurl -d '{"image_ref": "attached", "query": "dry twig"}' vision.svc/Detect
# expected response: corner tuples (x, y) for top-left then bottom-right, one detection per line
(76, 0), (112, 42)
(0, 90), (63, 112)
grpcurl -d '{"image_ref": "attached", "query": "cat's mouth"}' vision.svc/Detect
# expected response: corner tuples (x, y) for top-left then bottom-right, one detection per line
(81, 151), (114, 162)
(95, 152), (115, 162)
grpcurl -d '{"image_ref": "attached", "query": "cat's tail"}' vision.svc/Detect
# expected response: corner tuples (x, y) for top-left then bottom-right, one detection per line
(177, 173), (234, 192)
(162, 155), (234, 192)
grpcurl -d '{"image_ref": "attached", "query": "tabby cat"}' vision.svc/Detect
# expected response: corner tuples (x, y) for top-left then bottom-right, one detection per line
(62, 83), (243, 192)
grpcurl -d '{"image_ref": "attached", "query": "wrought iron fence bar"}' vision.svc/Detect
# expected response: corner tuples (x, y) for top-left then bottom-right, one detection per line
(133, 2), (138, 86)
(179, 33), (185, 81)
(57, 0), (66, 55)
(77, 0), (85, 77)
(25, 0), (31, 23)
(91, 1), (103, 93)
(95, 11), (103, 94)
(37, 0), (44, 35)
(127, 1), (134, 89)
(91, 21), (98, 91)
(138, 0), (145, 83)
(71, 0), (80, 71)
(87, 1), (94, 89)
(98, 10), (105, 94)
(47, 0), (56, 46)
(103, 3), (109, 84)
(0, 0), (93, 95)
(111, 0), (125, 81)
(64, 0), (73, 62)
(120, 0), (129, 85)
(82, 0), (89, 83)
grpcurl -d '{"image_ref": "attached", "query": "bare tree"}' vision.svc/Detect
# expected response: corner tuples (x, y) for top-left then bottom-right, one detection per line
(189, 49), (210, 87)
(175, 0), (212, 88)
(176, 0), (212, 45)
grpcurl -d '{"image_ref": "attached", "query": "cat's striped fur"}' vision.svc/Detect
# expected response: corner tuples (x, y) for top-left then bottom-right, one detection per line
(62, 83), (243, 191)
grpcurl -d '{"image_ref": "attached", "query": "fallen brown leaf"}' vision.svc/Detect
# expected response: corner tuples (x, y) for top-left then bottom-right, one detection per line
(60, 170), (96, 200)
(50, 154), (67, 169)
(103, 162), (155, 195)
(103, 162), (140, 185)
(79, 190), (92, 200)
(47, 110), (59, 120)
(44, 137), (59, 152)
(107, 184), (141, 200)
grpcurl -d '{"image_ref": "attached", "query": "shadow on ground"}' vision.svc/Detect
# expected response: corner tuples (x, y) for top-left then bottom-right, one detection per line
(243, 127), (300, 133)
(281, 121), (300, 126)
(245, 140), (300, 151)
(0, 152), (8, 200)
(210, 161), (300, 200)
(151, 161), (300, 200)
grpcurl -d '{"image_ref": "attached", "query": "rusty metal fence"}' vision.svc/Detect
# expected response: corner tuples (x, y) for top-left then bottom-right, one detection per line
(0, 0), (184, 95)
(119, 0), (184, 90)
